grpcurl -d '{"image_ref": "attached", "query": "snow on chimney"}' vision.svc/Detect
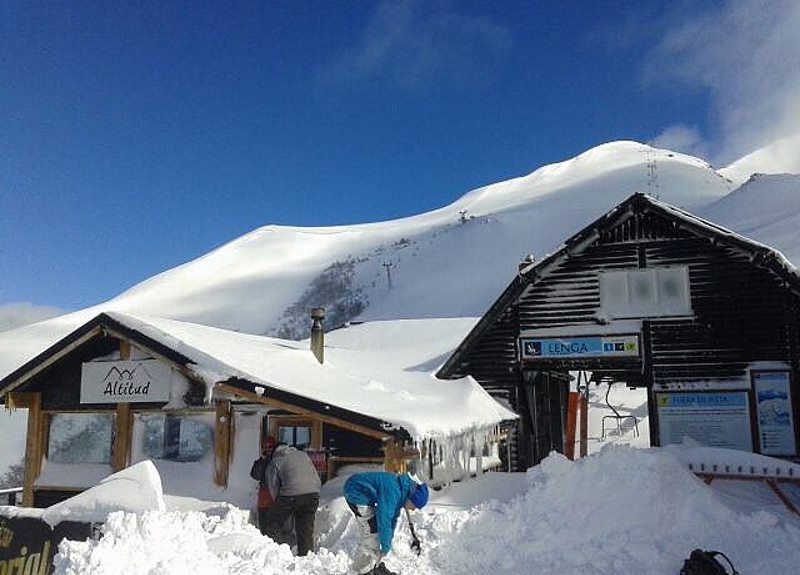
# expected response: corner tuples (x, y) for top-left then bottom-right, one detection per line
(310, 307), (325, 364)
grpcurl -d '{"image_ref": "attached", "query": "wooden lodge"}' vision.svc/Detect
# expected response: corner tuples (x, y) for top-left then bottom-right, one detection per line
(437, 193), (800, 470)
(0, 312), (478, 508)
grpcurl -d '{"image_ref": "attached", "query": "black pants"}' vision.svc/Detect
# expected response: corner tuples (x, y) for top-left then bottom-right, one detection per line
(265, 493), (319, 556)
(257, 507), (270, 536)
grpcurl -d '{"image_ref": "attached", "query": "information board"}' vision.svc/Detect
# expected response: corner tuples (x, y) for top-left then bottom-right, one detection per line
(657, 392), (752, 451)
(753, 371), (796, 456)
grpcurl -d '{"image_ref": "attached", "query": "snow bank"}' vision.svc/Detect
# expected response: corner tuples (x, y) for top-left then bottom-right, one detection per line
(411, 447), (800, 575)
(42, 461), (166, 527)
(53, 509), (351, 575)
(50, 447), (800, 575)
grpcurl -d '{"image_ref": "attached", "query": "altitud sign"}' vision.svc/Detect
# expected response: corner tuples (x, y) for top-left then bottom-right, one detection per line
(80, 360), (172, 404)
(520, 334), (640, 360)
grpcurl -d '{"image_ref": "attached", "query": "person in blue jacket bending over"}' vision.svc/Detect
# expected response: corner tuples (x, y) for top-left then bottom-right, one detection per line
(343, 471), (429, 575)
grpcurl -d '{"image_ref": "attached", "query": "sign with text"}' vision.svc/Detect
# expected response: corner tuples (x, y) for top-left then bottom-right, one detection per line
(657, 392), (753, 451)
(753, 371), (796, 456)
(0, 514), (92, 575)
(80, 360), (172, 404)
(520, 334), (640, 360)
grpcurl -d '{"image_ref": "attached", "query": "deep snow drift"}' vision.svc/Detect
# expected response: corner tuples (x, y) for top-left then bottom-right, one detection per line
(41, 447), (800, 575)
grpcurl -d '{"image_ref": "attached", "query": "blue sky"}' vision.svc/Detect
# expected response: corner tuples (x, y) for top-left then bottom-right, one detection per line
(1, 0), (797, 314)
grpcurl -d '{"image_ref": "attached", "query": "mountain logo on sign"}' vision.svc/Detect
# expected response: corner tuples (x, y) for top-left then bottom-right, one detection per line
(102, 364), (153, 397)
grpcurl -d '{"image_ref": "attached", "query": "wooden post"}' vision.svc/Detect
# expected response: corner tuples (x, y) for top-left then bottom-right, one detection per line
(113, 341), (133, 472)
(383, 439), (404, 473)
(383, 438), (419, 474)
(113, 403), (132, 472)
(564, 391), (578, 460)
(579, 388), (589, 458)
(214, 400), (232, 487)
(21, 392), (43, 507)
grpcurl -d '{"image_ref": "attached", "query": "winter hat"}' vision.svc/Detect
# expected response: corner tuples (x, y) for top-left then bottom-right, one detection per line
(409, 482), (429, 509)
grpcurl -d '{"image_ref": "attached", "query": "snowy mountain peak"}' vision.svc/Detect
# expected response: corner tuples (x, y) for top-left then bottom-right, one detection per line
(0, 139), (759, 377)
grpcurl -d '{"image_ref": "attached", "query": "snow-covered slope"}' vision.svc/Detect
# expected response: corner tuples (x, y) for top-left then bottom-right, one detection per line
(698, 173), (800, 263)
(107, 142), (730, 331)
(719, 134), (800, 186)
(0, 141), (736, 380)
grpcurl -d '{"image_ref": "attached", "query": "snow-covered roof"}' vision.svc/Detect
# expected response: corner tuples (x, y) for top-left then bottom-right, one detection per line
(1, 312), (516, 441)
(440, 192), (800, 377)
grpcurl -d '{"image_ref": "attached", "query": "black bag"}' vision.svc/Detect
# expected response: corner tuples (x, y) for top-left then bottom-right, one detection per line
(250, 456), (268, 487)
(680, 549), (738, 575)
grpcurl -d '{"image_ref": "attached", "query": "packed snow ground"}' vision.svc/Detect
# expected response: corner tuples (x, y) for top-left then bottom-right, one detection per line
(42, 446), (800, 575)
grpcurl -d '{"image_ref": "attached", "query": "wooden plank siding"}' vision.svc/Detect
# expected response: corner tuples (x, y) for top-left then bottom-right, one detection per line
(439, 195), (800, 470)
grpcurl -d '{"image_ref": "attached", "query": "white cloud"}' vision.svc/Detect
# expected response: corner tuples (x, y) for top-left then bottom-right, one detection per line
(0, 303), (63, 332)
(651, 124), (708, 159)
(647, 0), (800, 169)
(321, 0), (512, 91)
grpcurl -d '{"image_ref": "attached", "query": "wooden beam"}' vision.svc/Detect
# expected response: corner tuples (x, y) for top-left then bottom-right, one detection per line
(112, 340), (133, 472)
(766, 479), (800, 516)
(2, 326), (103, 397)
(564, 391), (578, 460)
(579, 391), (588, 459)
(215, 382), (390, 441)
(383, 438), (420, 474)
(6, 391), (33, 409)
(214, 400), (232, 487)
(113, 403), (132, 472)
(22, 392), (43, 507)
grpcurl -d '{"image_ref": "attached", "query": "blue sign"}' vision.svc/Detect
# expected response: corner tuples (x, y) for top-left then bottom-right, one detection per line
(520, 335), (639, 359)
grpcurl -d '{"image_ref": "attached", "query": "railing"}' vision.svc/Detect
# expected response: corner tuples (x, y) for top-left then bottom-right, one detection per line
(0, 487), (23, 506)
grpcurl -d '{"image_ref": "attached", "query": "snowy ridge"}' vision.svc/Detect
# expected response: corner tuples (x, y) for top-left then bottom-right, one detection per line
(699, 173), (800, 264)
(0, 140), (737, 380)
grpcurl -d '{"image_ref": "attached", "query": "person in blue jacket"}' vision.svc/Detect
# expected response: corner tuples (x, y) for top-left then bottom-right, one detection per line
(343, 471), (429, 575)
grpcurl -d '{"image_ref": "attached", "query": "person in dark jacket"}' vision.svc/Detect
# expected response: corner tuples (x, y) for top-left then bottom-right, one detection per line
(249, 435), (278, 535)
(343, 471), (429, 575)
(264, 443), (322, 556)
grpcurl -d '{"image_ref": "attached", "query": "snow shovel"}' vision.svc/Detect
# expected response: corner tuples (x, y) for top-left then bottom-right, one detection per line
(405, 508), (421, 556)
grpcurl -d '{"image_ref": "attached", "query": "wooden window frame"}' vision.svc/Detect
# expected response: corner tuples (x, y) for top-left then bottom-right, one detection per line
(267, 415), (321, 450)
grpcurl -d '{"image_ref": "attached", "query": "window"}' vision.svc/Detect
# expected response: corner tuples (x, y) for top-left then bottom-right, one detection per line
(134, 412), (213, 462)
(278, 423), (312, 449)
(599, 267), (692, 319)
(268, 416), (320, 450)
(47, 413), (115, 464)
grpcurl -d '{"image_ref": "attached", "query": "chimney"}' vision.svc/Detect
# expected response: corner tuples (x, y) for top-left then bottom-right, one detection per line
(518, 253), (535, 272)
(310, 307), (325, 364)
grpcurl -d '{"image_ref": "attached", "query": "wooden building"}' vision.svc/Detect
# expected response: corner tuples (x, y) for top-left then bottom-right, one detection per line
(438, 193), (800, 470)
(0, 312), (509, 507)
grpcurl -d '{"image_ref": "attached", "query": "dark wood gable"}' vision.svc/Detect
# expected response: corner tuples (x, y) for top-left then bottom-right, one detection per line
(439, 193), (800, 469)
